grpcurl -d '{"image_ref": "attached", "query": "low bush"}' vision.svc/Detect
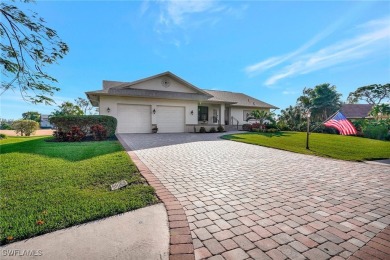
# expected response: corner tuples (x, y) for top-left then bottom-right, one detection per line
(53, 126), (86, 142)
(363, 125), (389, 140)
(11, 120), (39, 136)
(199, 127), (206, 133)
(242, 124), (252, 131)
(0, 133), (7, 139)
(66, 126), (85, 142)
(209, 127), (217, 133)
(50, 115), (117, 137)
(266, 128), (278, 133)
(90, 124), (108, 140)
(53, 128), (67, 142)
(311, 123), (338, 134)
(251, 123), (261, 129)
(217, 125), (224, 132)
(265, 123), (278, 129)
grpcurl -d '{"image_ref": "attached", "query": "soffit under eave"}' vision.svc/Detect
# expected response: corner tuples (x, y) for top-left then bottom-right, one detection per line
(85, 93), (100, 107)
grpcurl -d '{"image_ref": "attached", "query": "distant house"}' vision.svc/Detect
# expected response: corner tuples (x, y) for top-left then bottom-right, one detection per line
(340, 104), (374, 119)
(40, 115), (53, 128)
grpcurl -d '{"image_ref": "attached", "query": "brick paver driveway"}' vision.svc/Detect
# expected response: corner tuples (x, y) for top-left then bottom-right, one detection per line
(119, 133), (390, 260)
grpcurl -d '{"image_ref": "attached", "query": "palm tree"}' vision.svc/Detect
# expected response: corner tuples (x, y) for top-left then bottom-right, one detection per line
(370, 104), (390, 120)
(250, 110), (274, 129)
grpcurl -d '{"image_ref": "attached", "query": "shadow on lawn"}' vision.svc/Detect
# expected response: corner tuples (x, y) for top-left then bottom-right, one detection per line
(0, 137), (121, 162)
(223, 131), (295, 140)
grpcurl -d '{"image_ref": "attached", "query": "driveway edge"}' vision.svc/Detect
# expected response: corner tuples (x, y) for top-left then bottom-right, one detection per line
(117, 135), (195, 260)
(348, 225), (390, 260)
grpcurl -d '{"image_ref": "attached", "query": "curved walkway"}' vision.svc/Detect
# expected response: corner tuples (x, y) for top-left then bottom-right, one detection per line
(119, 133), (390, 260)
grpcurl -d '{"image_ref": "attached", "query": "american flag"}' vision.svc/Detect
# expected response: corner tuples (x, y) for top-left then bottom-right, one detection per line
(324, 111), (357, 135)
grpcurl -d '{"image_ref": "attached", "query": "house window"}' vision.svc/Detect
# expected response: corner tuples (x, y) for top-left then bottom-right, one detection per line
(198, 106), (208, 121)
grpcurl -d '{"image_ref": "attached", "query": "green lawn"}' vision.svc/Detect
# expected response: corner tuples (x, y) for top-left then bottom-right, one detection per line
(222, 131), (390, 161)
(0, 137), (157, 244)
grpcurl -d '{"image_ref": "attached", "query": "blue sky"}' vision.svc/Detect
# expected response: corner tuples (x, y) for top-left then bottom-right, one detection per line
(1, 0), (389, 119)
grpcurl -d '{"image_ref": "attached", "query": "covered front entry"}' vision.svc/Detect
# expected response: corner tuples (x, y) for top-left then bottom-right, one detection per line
(156, 106), (185, 133)
(117, 104), (152, 133)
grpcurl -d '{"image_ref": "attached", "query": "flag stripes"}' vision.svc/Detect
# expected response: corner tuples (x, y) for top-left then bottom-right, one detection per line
(323, 111), (357, 135)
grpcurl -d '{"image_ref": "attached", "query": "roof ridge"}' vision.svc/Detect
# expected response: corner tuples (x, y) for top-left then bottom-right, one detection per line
(204, 89), (245, 95)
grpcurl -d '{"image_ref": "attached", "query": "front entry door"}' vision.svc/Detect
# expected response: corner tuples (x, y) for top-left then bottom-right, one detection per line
(224, 108), (230, 125)
(213, 109), (218, 123)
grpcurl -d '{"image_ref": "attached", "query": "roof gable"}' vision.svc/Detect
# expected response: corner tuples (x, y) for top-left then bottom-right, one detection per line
(111, 72), (211, 96)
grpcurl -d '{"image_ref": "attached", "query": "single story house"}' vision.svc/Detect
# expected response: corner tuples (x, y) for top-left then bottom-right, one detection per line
(40, 114), (53, 128)
(340, 104), (374, 120)
(86, 72), (278, 133)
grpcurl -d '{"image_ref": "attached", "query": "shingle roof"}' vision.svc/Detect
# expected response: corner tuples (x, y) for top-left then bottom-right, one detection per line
(340, 104), (374, 118)
(204, 90), (278, 109)
(86, 72), (279, 109)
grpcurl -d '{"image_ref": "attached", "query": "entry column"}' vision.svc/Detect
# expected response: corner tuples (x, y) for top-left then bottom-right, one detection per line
(220, 104), (225, 125)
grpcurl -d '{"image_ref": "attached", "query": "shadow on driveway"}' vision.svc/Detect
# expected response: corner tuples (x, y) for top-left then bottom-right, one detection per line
(118, 132), (242, 151)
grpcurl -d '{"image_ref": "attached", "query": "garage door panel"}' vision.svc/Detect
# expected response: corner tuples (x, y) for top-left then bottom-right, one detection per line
(157, 106), (185, 133)
(117, 104), (151, 133)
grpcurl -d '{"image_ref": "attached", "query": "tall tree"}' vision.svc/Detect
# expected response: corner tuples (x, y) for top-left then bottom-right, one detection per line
(370, 103), (390, 120)
(0, 0), (69, 104)
(51, 101), (83, 116)
(74, 97), (94, 115)
(278, 105), (305, 131)
(22, 111), (40, 122)
(347, 84), (390, 105)
(297, 83), (341, 121)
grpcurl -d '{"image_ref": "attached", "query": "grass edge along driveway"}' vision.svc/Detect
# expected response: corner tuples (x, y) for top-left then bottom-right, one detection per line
(222, 131), (390, 161)
(0, 136), (158, 245)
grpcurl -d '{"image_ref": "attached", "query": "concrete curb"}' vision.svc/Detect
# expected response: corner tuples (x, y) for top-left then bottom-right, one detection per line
(117, 135), (195, 260)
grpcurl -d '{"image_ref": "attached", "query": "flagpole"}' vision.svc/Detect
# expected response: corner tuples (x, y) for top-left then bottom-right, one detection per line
(310, 110), (340, 133)
(306, 110), (311, 149)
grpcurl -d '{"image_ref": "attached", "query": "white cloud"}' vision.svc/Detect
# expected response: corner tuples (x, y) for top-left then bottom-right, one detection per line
(139, 0), (150, 17)
(244, 16), (390, 86)
(152, 0), (247, 46)
(158, 0), (217, 27)
(264, 18), (390, 85)
(245, 14), (348, 76)
(282, 90), (298, 95)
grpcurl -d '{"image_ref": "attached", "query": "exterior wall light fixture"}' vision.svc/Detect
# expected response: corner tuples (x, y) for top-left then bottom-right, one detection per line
(191, 110), (194, 115)
(107, 107), (111, 113)
(153, 109), (156, 114)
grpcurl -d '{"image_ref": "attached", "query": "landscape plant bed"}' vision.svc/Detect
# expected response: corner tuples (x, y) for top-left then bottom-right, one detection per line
(222, 131), (390, 161)
(0, 136), (158, 244)
(45, 135), (118, 142)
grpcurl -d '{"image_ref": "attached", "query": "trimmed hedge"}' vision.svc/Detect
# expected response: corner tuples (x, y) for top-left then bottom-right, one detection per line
(49, 115), (117, 137)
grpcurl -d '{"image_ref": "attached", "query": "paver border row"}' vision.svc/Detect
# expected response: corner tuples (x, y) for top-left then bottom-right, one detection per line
(117, 135), (195, 260)
(348, 225), (390, 260)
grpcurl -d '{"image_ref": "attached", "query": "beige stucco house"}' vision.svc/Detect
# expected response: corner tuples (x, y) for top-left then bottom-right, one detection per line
(86, 72), (278, 133)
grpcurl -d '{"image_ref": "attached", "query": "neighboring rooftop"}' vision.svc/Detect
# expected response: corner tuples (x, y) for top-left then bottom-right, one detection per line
(340, 104), (374, 119)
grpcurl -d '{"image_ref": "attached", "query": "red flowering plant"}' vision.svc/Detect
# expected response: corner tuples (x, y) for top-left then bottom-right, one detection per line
(66, 126), (85, 142)
(90, 124), (108, 141)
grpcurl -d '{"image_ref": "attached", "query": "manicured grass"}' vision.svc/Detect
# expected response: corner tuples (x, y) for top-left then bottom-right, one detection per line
(0, 137), (157, 244)
(222, 131), (390, 161)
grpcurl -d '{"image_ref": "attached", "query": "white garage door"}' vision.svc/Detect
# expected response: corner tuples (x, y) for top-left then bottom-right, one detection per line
(117, 104), (151, 133)
(157, 106), (185, 133)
